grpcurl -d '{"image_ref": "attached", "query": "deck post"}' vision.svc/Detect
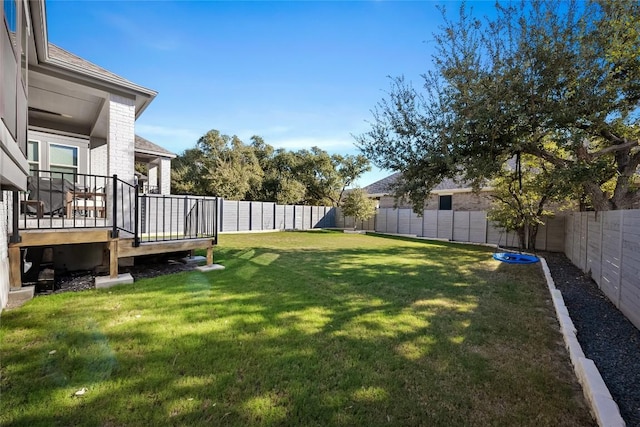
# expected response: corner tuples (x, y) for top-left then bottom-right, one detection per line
(8, 246), (22, 289)
(206, 242), (213, 265)
(109, 238), (118, 279)
(134, 183), (140, 247)
(111, 175), (119, 238)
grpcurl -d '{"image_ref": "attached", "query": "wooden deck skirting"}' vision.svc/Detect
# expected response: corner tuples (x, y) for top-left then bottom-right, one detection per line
(8, 229), (214, 285)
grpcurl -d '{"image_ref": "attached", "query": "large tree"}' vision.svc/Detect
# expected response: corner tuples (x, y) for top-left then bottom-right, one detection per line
(172, 130), (262, 199)
(357, 0), (640, 213)
(295, 147), (370, 206)
(172, 131), (370, 204)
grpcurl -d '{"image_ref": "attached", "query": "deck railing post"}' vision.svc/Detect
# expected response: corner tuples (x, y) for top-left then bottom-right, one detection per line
(134, 183), (140, 247)
(111, 174), (119, 238)
(214, 197), (219, 245)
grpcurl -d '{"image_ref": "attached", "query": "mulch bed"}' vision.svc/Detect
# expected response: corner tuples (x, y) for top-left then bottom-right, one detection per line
(44, 250), (640, 426)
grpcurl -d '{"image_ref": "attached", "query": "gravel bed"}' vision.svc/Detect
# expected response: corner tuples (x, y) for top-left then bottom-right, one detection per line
(543, 252), (640, 427)
(51, 256), (198, 294)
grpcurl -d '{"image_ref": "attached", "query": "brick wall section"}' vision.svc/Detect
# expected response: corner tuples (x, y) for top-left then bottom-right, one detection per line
(90, 144), (108, 176)
(159, 158), (171, 195)
(0, 191), (10, 309)
(148, 163), (158, 190)
(379, 191), (493, 211)
(107, 94), (136, 182)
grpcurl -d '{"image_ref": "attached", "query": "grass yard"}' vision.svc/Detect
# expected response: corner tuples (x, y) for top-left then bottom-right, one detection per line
(0, 231), (593, 426)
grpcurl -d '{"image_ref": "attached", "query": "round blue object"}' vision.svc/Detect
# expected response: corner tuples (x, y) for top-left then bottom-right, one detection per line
(493, 252), (540, 264)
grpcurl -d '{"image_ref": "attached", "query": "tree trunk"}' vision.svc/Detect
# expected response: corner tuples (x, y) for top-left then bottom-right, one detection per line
(527, 223), (539, 251)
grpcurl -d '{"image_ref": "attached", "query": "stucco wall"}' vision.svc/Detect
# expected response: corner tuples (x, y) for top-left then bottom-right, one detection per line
(379, 191), (493, 211)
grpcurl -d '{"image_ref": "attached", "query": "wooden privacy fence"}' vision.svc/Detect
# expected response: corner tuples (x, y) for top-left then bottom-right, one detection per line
(565, 210), (640, 330)
(335, 207), (566, 252)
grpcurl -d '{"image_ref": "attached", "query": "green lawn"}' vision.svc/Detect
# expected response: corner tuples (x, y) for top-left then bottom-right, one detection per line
(0, 231), (593, 426)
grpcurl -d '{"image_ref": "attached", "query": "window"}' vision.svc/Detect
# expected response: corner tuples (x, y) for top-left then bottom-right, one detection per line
(49, 144), (78, 179)
(439, 195), (452, 211)
(27, 140), (39, 175)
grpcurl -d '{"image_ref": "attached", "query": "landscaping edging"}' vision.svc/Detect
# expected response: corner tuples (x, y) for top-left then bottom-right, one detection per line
(539, 257), (626, 427)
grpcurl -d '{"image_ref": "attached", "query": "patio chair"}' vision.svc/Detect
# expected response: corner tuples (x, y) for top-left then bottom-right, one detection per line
(65, 189), (106, 218)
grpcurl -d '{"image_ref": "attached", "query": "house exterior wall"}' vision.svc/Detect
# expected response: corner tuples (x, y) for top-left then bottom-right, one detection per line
(148, 163), (158, 190)
(378, 191), (493, 211)
(90, 143), (108, 176)
(107, 94), (136, 182)
(1, 0), (29, 192)
(27, 130), (90, 175)
(0, 192), (9, 309)
(159, 158), (171, 195)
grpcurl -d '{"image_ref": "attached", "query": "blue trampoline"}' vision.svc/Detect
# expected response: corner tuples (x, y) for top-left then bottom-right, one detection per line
(493, 252), (539, 264)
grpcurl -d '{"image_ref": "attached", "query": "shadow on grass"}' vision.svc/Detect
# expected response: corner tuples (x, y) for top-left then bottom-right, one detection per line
(0, 232), (593, 426)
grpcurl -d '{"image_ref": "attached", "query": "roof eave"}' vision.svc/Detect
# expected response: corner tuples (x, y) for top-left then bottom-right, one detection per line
(135, 148), (177, 159)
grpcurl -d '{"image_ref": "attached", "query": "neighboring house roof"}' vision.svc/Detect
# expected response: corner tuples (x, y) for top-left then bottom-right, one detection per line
(363, 172), (488, 197)
(135, 135), (177, 159)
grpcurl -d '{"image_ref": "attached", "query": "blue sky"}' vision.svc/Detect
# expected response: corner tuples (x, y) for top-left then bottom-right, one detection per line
(45, 0), (492, 187)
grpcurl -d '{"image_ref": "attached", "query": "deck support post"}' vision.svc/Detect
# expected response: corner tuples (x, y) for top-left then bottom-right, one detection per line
(206, 244), (213, 266)
(9, 246), (22, 289)
(109, 238), (119, 279)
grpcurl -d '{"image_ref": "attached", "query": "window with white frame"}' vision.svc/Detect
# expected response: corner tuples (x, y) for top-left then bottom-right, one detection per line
(27, 139), (39, 174)
(49, 143), (78, 179)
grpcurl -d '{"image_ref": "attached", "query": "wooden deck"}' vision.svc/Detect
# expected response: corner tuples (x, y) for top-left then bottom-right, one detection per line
(8, 229), (214, 289)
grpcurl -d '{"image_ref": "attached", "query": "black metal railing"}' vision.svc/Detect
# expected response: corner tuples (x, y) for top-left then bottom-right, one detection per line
(138, 194), (218, 244)
(14, 170), (218, 247)
(18, 170), (110, 230)
(111, 174), (138, 242)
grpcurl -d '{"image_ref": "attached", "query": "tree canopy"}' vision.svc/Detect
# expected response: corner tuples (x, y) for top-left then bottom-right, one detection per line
(341, 188), (377, 228)
(172, 130), (370, 205)
(357, 0), (640, 212)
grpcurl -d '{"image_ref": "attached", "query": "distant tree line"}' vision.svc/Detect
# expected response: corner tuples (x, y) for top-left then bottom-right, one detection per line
(171, 129), (370, 206)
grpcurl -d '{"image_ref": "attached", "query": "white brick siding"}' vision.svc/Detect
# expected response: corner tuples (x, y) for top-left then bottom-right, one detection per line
(148, 163), (158, 190)
(90, 143), (108, 176)
(159, 158), (171, 195)
(107, 94), (136, 182)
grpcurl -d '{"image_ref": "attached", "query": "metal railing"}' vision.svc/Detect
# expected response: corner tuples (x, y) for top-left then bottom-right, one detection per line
(14, 170), (218, 247)
(17, 170), (110, 230)
(138, 194), (218, 245)
(111, 174), (138, 242)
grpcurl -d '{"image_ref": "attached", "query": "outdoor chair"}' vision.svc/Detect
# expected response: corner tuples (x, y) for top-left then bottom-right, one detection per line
(65, 188), (106, 218)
